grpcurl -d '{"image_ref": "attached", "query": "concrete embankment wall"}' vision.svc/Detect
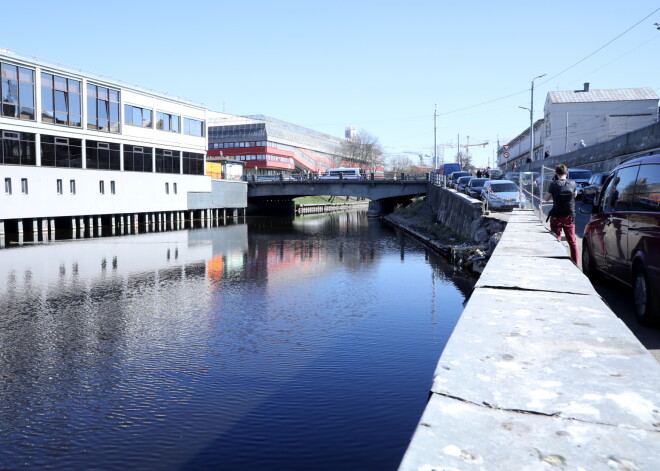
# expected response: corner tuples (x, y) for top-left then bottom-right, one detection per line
(425, 185), (482, 239)
(400, 210), (660, 470)
(523, 121), (660, 174)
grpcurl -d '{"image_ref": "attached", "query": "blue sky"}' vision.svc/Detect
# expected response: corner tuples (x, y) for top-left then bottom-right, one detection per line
(3, 1), (659, 168)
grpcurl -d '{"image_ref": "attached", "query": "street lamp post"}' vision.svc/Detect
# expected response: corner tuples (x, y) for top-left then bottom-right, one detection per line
(519, 73), (546, 209)
(529, 73), (546, 165)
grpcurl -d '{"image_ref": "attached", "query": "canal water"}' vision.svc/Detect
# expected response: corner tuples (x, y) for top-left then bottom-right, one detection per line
(0, 211), (474, 470)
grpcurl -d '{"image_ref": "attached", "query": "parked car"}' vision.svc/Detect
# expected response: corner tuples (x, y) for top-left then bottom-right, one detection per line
(480, 180), (526, 211)
(504, 172), (520, 183)
(582, 172), (610, 204)
(488, 169), (503, 180)
(567, 168), (593, 199)
(580, 153), (660, 325)
(456, 176), (474, 194)
(464, 177), (489, 198)
(449, 171), (471, 188)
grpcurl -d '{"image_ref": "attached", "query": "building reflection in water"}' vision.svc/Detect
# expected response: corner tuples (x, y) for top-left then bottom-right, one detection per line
(0, 212), (475, 470)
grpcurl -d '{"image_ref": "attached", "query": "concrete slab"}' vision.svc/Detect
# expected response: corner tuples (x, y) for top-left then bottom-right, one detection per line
(491, 240), (569, 258)
(476, 254), (593, 295)
(431, 287), (660, 431)
(399, 393), (660, 471)
(401, 205), (660, 470)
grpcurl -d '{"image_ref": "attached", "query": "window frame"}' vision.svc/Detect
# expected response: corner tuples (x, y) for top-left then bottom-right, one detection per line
(41, 71), (82, 128)
(124, 104), (153, 128)
(87, 83), (121, 133)
(1, 61), (35, 121)
(156, 111), (180, 133)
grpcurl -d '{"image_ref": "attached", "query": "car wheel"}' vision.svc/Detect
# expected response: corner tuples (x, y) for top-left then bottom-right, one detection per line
(581, 239), (600, 281)
(633, 265), (657, 326)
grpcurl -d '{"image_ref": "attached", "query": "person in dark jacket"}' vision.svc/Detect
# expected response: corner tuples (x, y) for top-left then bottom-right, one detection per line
(544, 164), (578, 264)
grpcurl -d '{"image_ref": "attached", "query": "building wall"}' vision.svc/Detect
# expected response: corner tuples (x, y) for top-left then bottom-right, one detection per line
(2, 165), (210, 219)
(544, 99), (658, 157)
(522, 121), (660, 174)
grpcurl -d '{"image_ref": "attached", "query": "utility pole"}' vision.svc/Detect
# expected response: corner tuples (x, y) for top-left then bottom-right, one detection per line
(457, 134), (460, 166)
(434, 104), (438, 170)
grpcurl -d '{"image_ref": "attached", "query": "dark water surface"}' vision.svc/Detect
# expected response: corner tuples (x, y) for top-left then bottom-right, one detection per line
(0, 211), (474, 470)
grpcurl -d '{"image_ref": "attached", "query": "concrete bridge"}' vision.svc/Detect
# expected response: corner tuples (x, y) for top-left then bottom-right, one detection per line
(246, 178), (429, 216)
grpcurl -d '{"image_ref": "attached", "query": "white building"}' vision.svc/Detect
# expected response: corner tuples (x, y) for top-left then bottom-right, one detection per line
(543, 84), (658, 156)
(0, 48), (219, 237)
(497, 84), (659, 168)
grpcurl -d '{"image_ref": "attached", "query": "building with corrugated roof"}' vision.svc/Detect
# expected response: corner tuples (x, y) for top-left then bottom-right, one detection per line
(498, 84), (659, 169)
(543, 83), (658, 157)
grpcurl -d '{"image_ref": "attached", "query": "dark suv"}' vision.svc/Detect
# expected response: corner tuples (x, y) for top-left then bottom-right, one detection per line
(580, 153), (660, 324)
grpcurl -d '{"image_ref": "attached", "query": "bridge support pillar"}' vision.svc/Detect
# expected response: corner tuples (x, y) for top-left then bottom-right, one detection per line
(367, 200), (384, 217)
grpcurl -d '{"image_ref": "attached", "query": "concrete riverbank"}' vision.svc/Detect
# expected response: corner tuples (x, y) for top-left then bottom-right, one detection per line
(399, 209), (660, 470)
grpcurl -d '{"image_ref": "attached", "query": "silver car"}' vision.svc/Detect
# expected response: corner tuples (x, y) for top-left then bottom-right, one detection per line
(480, 180), (526, 211)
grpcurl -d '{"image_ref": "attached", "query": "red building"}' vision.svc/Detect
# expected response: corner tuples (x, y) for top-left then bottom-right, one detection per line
(207, 114), (345, 177)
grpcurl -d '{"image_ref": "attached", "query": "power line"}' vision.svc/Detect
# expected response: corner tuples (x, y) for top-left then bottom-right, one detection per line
(539, 7), (660, 87)
(438, 7), (660, 118)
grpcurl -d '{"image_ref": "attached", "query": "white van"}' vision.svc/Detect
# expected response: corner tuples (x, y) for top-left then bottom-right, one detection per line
(320, 167), (364, 180)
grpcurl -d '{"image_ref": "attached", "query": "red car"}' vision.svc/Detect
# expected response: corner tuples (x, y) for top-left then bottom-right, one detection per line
(581, 153), (660, 325)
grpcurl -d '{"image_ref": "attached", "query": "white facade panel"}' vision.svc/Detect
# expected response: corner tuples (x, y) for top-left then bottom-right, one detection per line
(1, 166), (211, 219)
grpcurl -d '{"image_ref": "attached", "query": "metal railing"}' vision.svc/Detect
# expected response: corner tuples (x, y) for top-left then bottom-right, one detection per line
(244, 172), (432, 183)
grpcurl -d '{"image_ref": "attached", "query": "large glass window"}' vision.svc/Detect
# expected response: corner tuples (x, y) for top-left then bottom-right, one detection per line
(155, 148), (180, 174)
(1, 62), (35, 120)
(87, 84), (120, 133)
(184, 118), (205, 137)
(86, 140), (120, 170)
(182, 151), (204, 175)
(40, 135), (83, 168)
(124, 104), (152, 128)
(631, 164), (660, 212)
(41, 72), (81, 127)
(156, 112), (180, 133)
(0, 130), (36, 165)
(123, 144), (153, 172)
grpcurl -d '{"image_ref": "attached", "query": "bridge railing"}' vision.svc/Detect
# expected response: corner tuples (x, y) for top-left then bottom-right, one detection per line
(243, 172), (432, 183)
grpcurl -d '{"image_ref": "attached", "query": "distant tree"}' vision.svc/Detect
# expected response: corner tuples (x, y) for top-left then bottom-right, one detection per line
(389, 154), (414, 172)
(456, 151), (472, 171)
(340, 130), (384, 173)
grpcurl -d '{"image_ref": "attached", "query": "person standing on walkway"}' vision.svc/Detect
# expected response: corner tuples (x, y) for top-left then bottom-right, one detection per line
(544, 164), (578, 265)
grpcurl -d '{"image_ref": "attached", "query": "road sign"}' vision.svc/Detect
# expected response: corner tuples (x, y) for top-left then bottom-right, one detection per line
(503, 145), (510, 151)
(504, 152), (510, 159)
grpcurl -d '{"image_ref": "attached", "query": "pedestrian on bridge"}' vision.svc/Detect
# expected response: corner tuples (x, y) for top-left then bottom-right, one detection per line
(544, 164), (578, 265)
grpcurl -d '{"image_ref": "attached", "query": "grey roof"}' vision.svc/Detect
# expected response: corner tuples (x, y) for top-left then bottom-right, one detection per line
(548, 87), (658, 104)
(246, 114), (342, 142)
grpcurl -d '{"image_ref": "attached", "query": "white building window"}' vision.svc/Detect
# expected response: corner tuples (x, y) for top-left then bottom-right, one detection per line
(21, 178), (28, 194)
(56, 179), (63, 194)
(99, 180), (105, 194)
(4, 178), (11, 195)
